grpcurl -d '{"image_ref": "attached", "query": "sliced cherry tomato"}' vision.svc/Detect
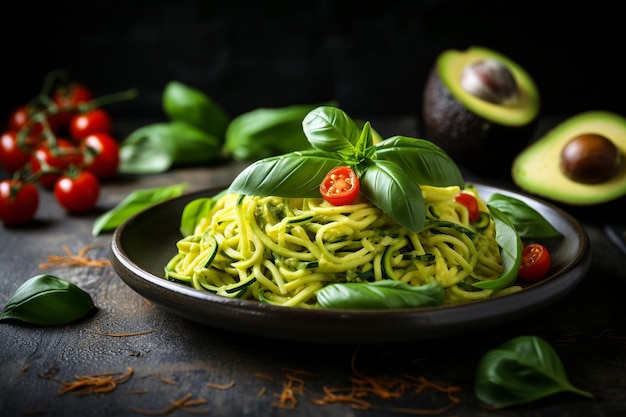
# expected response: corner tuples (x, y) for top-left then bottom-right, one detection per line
(80, 132), (120, 180)
(0, 179), (39, 226)
(320, 166), (360, 206)
(30, 138), (84, 188)
(70, 108), (113, 141)
(0, 131), (41, 174)
(54, 170), (100, 213)
(518, 242), (551, 281)
(455, 191), (480, 223)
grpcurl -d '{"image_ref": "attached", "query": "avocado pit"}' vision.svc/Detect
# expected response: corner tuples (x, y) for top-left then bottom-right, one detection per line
(559, 134), (622, 184)
(460, 59), (519, 105)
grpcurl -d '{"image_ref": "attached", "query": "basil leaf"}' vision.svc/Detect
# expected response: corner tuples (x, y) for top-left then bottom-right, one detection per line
(316, 280), (444, 309)
(163, 80), (230, 139)
(228, 150), (342, 198)
(179, 191), (226, 237)
(0, 274), (95, 326)
(302, 105), (361, 152)
(224, 103), (331, 161)
(473, 205), (522, 290)
(488, 193), (562, 239)
(373, 136), (465, 187)
(92, 183), (188, 236)
(360, 159), (426, 232)
(475, 335), (593, 408)
(119, 122), (223, 174)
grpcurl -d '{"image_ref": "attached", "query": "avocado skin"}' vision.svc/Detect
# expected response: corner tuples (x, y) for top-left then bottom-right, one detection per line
(422, 69), (536, 176)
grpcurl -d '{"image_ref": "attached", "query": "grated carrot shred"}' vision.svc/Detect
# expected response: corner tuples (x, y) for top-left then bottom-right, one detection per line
(128, 393), (210, 415)
(271, 368), (315, 410)
(206, 380), (235, 390)
(57, 367), (133, 396)
(39, 243), (111, 269)
(310, 347), (462, 414)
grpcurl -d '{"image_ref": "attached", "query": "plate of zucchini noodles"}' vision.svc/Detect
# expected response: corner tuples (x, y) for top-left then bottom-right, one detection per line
(110, 183), (590, 344)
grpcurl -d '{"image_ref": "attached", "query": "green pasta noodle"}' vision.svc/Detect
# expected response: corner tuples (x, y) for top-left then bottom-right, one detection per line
(164, 185), (519, 308)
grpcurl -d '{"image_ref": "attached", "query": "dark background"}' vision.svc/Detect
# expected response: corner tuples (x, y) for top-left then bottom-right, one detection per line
(3, 0), (624, 127)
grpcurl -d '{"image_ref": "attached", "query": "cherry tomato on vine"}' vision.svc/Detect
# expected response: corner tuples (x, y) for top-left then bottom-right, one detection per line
(51, 82), (93, 131)
(80, 132), (120, 180)
(54, 170), (100, 213)
(518, 243), (551, 281)
(0, 131), (41, 174)
(319, 166), (360, 206)
(30, 139), (84, 188)
(69, 108), (113, 141)
(0, 179), (39, 226)
(7, 104), (50, 135)
(455, 191), (480, 223)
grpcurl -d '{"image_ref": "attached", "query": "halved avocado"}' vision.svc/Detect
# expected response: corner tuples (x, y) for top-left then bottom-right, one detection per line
(512, 111), (626, 205)
(422, 46), (540, 175)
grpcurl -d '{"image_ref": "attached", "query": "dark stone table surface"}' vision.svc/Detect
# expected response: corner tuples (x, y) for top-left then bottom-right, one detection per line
(1, 116), (625, 417)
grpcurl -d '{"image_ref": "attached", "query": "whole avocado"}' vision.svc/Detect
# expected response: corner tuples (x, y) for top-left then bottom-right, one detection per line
(422, 46), (540, 175)
(512, 111), (626, 205)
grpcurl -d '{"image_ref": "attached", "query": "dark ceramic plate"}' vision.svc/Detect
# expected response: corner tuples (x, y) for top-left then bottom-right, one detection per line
(110, 184), (591, 344)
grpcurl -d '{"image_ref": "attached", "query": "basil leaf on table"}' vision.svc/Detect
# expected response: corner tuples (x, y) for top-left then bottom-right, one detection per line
(316, 280), (444, 309)
(162, 80), (230, 139)
(475, 335), (593, 408)
(119, 122), (223, 174)
(224, 103), (333, 161)
(92, 183), (188, 235)
(0, 274), (95, 326)
(488, 193), (562, 239)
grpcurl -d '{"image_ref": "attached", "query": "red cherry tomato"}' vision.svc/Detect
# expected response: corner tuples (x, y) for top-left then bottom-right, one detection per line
(51, 83), (93, 132)
(54, 170), (100, 213)
(30, 139), (84, 188)
(319, 166), (360, 206)
(455, 191), (480, 223)
(0, 179), (39, 226)
(80, 132), (120, 180)
(69, 108), (113, 141)
(7, 104), (50, 135)
(0, 131), (41, 174)
(518, 243), (551, 281)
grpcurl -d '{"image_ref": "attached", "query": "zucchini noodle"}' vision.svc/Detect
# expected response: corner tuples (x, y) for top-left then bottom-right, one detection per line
(165, 185), (516, 308)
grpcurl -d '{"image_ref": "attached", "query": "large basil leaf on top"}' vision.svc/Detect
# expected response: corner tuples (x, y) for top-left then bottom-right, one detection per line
(316, 280), (444, 309)
(302, 105), (362, 152)
(0, 274), (95, 326)
(163, 81), (230, 139)
(488, 193), (562, 239)
(119, 122), (223, 174)
(360, 159), (426, 232)
(228, 150), (342, 198)
(373, 136), (465, 187)
(473, 205), (522, 290)
(475, 335), (593, 408)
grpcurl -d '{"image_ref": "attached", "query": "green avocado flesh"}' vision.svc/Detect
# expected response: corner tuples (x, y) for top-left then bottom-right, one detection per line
(437, 46), (540, 126)
(512, 111), (626, 205)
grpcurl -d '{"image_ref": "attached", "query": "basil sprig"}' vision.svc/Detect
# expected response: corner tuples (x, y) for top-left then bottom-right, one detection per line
(0, 275), (95, 326)
(119, 81), (229, 174)
(228, 106), (464, 232)
(475, 335), (593, 408)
